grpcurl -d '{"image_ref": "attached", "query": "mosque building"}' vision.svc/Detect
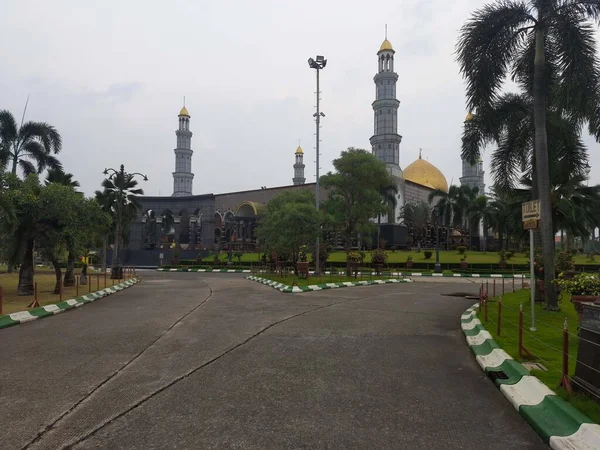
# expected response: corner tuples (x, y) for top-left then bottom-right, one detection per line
(122, 36), (480, 265)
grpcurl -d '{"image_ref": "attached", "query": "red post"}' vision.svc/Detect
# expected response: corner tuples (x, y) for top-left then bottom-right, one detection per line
(493, 279), (496, 299)
(0, 285), (3, 315)
(76, 275), (79, 296)
(486, 280), (489, 299)
(502, 277), (505, 295)
(512, 276), (515, 293)
(28, 282), (40, 308)
(497, 297), (502, 336)
(559, 318), (572, 394)
(521, 274), (524, 289)
(485, 292), (489, 322)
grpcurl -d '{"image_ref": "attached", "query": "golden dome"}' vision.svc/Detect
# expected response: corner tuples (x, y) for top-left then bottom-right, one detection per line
(179, 106), (190, 116)
(295, 145), (303, 155)
(465, 112), (474, 122)
(379, 39), (393, 52)
(403, 153), (449, 192)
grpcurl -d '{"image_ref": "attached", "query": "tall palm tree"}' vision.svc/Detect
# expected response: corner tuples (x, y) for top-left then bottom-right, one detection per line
(45, 168), (80, 188)
(399, 201), (431, 246)
(429, 185), (473, 250)
(0, 109), (62, 176)
(457, 0), (600, 309)
(377, 183), (399, 247)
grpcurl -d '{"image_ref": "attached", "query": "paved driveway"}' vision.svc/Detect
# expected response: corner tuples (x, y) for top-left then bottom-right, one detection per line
(0, 272), (545, 449)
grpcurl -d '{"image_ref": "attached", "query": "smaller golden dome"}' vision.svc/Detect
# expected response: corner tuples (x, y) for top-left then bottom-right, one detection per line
(179, 106), (190, 117)
(465, 112), (474, 122)
(379, 39), (393, 52)
(295, 145), (303, 155)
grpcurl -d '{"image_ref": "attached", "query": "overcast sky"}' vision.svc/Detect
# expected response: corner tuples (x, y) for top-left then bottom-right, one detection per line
(1, 0), (599, 198)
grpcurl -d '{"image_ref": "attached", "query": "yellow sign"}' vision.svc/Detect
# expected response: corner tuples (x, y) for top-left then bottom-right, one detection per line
(523, 219), (539, 230)
(522, 200), (541, 221)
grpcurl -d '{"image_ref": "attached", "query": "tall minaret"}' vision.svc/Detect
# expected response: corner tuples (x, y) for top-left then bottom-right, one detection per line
(369, 30), (404, 222)
(172, 104), (194, 197)
(293, 145), (305, 185)
(460, 112), (485, 195)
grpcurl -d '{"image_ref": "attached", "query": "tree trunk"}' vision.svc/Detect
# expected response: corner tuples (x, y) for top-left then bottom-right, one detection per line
(17, 238), (34, 295)
(533, 24), (557, 309)
(11, 154), (18, 176)
(64, 250), (75, 286)
(377, 214), (381, 249)
(52, 258), (62, 294)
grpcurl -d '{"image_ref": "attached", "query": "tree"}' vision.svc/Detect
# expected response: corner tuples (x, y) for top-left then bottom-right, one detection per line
(0, 109), (62, 176)
(456, 0), (600, 309)
(255, 190), (321, 267)
(428, 185), (476, 249)
(399, 201), (431, 245)
(45, 168), (80, 188)
(320, 148), (393, 260)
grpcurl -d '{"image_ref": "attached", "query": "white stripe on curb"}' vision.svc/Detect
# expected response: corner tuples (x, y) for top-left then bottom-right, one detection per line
(475, 348), (513, 370)
(9, 311), (37, 322)
(499, 376), (555, 410)
(43, 304), (61, 313)
(549, 423), (600, 450)
(461, 310), (476, 320)
(466, 330), (493, 346)
(461, 318), (482, 331)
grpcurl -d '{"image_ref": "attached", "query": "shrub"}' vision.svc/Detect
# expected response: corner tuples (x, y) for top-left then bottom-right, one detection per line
(390, 245), (397, 252)
(554, 273), (600, 296)
(234, 251), (243, 262)
(457, 246), (467, 255)
(298, 245), (308, 262)
(505, 251), (514, 260)
(406, 254), (413, 261)
(555, 250), (575, 274)
(371, 249), (387, 264)
(424, 250), (432, 259)
(347, 251), (365, 263)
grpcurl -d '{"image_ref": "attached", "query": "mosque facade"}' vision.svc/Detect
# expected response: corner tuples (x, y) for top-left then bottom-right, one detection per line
(122, 36), (480, 264)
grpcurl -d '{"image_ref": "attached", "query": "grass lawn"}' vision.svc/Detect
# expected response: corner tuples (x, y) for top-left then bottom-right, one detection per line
(261, 272), (399, 287)
(478, 289), (599, 424)
(207, 250), (600, 266)
(0, 269), (115, 316)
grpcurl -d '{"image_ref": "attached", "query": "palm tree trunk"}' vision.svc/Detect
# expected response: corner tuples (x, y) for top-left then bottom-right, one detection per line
(52, 258), (62, 294)
(533, 24), (557, 309)
(17, 238), (34, 295)
(11, 155), (18, 176)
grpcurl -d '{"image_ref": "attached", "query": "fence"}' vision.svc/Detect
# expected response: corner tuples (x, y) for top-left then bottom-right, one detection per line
(0, 266), (137, 316)
(478, 282), (600, 398)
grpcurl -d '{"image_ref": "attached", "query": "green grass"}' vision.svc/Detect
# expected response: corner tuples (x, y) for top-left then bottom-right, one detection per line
(207, 251), (600, 265)
(261, 272), (397, 287)
(478, 290), (600, 424)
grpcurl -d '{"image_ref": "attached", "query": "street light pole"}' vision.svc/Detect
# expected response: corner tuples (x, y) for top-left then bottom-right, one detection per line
(308, 55), (326, 275)
(103, 164), (148, 279)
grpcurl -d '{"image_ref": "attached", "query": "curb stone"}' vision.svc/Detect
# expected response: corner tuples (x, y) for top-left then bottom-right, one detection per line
(461, 303), (600, 448)
(0, 278), (140, 330)
(245, 275), (412, 293)
(156, 267), (528, 278)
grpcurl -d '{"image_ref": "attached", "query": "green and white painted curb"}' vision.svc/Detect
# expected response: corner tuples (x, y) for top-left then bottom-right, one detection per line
(157, 267), (527, 278)
(461, 303), (600, 448)
(0, 279), (140, 330)
(246, 275), (413, 293)
(156, 268), (251, 273)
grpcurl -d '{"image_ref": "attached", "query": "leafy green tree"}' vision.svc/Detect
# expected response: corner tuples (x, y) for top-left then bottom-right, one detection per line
(45, 168), (80, 188)
(320, 148), (392, 259)
(0, 109), (62, 176)
(457, 0), (600, 309)
(255, 190), (321, 267)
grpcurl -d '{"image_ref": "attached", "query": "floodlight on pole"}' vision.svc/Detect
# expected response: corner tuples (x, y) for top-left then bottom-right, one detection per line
(308, 54), (326, 275)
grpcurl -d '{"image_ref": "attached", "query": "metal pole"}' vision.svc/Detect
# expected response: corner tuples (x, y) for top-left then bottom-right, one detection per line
(315, 67), (321, 276)
(435, 222), (441, 273)
(530, 228), (536, 331)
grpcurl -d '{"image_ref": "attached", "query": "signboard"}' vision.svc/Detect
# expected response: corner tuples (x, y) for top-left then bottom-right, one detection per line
(522, 200), (541, 222)
(523, 219), (539, 230)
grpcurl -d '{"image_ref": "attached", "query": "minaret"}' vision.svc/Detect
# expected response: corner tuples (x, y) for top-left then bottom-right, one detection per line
(293, 145), (305, 185)
(369, 33), (403, 178)
(172, 104), (194, 197)
(460, 112), (485, 195)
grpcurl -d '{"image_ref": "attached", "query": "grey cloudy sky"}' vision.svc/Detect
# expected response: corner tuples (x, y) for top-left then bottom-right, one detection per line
(1, 0), (599, 197)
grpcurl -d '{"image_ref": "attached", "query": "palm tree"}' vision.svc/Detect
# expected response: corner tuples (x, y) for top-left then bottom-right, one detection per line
(377, 183), (399, 248)
(45, 168), (80, 188)
(457, 0), (600, 309)
(0, 109), (62, 176)
(399, 201), (431, 246)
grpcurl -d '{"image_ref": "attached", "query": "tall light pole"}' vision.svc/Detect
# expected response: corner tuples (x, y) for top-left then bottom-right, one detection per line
(103, 164), (148, 279)
(308, 55), (326, 275)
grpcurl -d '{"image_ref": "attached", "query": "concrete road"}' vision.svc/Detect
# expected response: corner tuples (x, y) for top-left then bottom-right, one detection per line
(0, 272), (545, 450)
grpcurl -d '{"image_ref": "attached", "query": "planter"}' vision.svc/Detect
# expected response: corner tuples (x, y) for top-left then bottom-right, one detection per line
(348, 261), (360, 278)
(571, 295), (600, 321)
(406, 260), (413, 269)
(297, 261), (309, 278)
(460, 261), (468, 269)
(373, 264), (383, 275)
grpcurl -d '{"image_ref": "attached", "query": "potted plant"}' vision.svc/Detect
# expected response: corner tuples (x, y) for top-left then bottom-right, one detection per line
(460, 255), (468, 269)
(297, 245), (309, 278)
(406, 254), (413, 269)
(498, 250), (507, 269)
(347, 251), (364, 278)
(371, 248), (387, 275)
(172, 249), (181, 265)
(554, 273), (600, 319)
